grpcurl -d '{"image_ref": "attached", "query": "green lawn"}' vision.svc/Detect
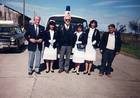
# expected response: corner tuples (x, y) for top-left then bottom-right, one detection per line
(121, 44), (140, 59)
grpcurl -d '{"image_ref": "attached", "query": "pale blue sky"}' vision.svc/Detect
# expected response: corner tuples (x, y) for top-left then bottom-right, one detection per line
(0, 0), (140, 32)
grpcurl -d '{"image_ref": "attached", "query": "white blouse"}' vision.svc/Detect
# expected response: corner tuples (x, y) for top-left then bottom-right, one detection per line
(106, 33), (115, 50)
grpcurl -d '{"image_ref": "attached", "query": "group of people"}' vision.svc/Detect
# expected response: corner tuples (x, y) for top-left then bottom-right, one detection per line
(24, 15), (122, 78)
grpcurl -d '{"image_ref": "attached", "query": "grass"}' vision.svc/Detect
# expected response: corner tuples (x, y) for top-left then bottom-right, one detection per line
(121, 43), (140, 59)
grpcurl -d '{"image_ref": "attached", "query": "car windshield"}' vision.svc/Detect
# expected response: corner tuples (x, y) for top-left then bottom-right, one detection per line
(0, 26), (14, 34)
(48, 16), (88, 29)
(0, 26), (21, 34)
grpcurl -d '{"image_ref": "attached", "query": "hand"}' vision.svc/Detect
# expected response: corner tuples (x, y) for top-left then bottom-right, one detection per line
(100, 50), (103, 54)
(49, 40), (55, 45)
(29, 38), (36, 43)
(76, 41), (82, 44)
(49, 40), (52, 43)
(52, 39), (56, 43)
(36, 39), (42, 43)
(92, 40), (96, 45)
(49, 40), (54, 43)
(116, 52), (119, 55)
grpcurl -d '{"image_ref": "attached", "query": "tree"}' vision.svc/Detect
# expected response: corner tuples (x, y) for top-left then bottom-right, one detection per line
(129, 20), (140, 43)
(118, 24), (126, 33)
(129, 20), (139, 34)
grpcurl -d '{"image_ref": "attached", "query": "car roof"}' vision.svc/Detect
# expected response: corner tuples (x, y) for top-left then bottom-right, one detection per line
(0, 24), (19, 27)
(0, 20), (19, 27)
(48, 14), (87, 24)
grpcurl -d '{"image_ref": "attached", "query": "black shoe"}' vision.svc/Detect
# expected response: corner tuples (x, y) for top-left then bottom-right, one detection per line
(46, 70), (49, 73)
(106, 74), (112, 78)
(28, 71), (33, 75)
(76, 72), (79, 75)
(88, 73), (91, 75)
(83, 71), (88, 74)
(35, 71), (41, 74)
(65, 70), (69, 74)
(58, 69), (64, 73)
(99, 72), (104, 76)
(72, 70), (76, 73)
(105, 72), (111, 75)
(51, 70), (54, 73)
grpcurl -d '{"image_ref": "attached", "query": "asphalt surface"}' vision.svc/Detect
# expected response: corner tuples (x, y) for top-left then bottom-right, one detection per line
(0, 48), (140, 98)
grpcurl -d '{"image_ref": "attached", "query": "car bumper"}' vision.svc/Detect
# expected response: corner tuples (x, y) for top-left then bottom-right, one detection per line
(0, 42), (17, 49)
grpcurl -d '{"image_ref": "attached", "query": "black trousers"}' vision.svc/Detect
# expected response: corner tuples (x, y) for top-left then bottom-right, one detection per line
(100, 49), (116, 74)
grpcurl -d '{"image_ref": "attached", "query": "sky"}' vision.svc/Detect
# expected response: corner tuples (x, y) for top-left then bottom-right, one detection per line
(0, 0), (140, 32)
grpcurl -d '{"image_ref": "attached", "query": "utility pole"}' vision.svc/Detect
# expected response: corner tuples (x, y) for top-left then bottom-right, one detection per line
(23, 0), (25, 28)
(34, 10), (36, 18)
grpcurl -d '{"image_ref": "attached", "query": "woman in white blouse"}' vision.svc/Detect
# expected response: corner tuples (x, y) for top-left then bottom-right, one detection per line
(72, 24), (86, 75)
(43, 20), (59, 73)
(84, 20), (100, 75)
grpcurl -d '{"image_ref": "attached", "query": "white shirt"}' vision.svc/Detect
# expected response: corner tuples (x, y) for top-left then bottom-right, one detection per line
(87, 28), (95, 44)
(64, 24), (70, 30)
(89, 28), (95, 37)
(34, 24), (39, 35)
(106, 33), (115, 50)
(76, 32), (82, 43)
(49, 30), (55, 40)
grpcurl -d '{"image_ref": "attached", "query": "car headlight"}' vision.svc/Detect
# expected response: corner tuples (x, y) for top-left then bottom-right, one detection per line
(10, 37), (15, 42)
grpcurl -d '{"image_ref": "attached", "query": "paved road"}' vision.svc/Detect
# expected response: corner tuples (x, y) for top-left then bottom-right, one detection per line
(0, 49), (140, 98)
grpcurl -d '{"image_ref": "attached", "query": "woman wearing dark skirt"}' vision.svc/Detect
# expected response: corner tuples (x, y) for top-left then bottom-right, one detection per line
(84, 20), (100, 75)
(43, 20), (59, 73)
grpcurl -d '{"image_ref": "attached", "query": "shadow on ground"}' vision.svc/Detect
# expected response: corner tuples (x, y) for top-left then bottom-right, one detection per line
(40, 60), (101, 72)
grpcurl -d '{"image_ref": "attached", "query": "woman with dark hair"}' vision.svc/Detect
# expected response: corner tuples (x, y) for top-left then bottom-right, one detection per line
(43, 20), (59, 73)
(84, 20), (100, 75)
(72, 24), (86, 75)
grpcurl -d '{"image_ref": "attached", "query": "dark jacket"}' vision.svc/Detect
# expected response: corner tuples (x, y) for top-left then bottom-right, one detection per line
(58, 24), (75, 47)
(24, 24), (45, 51)
(73, 32), (87, 48)
(85, 28), (100, 48)
(99, 31), (122, 52)
(43, 30), (59, 48)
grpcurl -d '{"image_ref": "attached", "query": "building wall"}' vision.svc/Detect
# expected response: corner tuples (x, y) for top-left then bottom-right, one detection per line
(0, 4), (30, 29)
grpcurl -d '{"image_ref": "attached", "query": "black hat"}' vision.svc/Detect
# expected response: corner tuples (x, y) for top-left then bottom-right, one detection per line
(76, 23), (83, 30)
(49, 20), (56, 26)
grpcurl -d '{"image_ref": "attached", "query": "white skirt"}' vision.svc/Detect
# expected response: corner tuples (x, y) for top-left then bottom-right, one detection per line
(85, 44), (96, 61)
(43, 46), (57, 60)
(72, 47), (85, 63)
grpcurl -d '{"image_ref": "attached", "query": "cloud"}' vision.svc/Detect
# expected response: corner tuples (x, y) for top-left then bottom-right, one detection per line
(3, 0), (138, 31)
(115, 4), (140, 8)
(6, 1), (58, 12)
(91, 0), (126, 6)
(0, 0), (22, 3)
(5, 1), (64, 25)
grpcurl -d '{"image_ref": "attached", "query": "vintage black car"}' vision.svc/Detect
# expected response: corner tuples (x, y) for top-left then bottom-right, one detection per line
(0, 23), (25, 50)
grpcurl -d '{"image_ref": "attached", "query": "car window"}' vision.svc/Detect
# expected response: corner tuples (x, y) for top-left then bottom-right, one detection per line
(48, 16), (88, 29)
(0, 27), (15, 34)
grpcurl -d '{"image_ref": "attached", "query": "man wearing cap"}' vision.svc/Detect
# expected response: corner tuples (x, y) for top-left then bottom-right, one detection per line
(58, 8), (75, 73)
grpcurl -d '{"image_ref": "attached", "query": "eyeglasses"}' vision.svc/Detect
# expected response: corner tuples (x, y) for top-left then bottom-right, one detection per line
(108, 27), (113, 29)
(65, 19), (71, 21)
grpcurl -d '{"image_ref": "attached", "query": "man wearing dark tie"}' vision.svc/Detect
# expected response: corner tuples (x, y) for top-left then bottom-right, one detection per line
(99, 24), (122, 78)
(25, 16), (45, 75)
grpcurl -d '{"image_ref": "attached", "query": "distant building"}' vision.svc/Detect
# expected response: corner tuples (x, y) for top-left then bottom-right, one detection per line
(0, 3), (31, 30)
